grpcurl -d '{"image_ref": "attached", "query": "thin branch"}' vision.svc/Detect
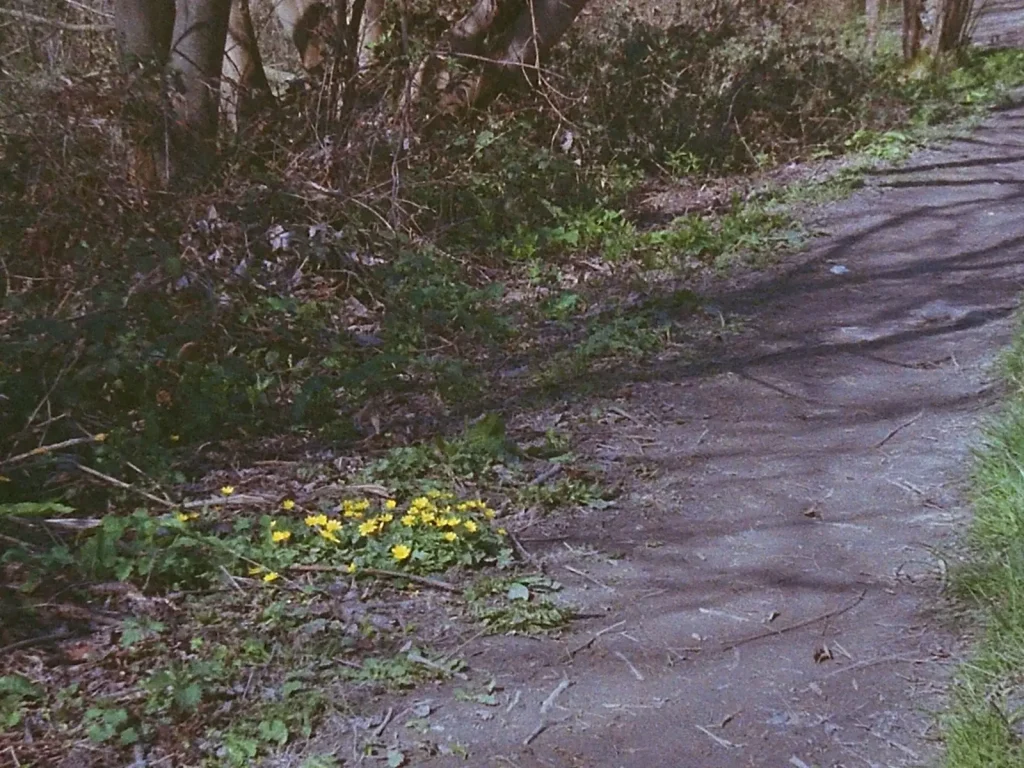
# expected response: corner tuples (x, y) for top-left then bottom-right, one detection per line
(75, 463), (177, 508)
(59, 0), (113, 19)
(288, 563), (461, 593)
(0, 7), (113, 32)
(719, 590), (867, 652)
(1, 434), (107, 468)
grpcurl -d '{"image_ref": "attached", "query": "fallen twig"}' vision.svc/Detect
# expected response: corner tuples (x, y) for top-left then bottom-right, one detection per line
(407, 650), (468, 680)
(696, 724), (741, 749)
(1, 435), (107, 468)
(75, 463), (176, 508)
(529, 463), (563, 486)
(540, 677), (572, 714)
(567, 620), (625, 658)
(287, 563), (460, 593)
(719, 590), (867, 653)
(614, 650), (644, 681)
(562, 564), (613, 591)
(508, 530), (542, 568)
(181, 493), (277, 509)
(876, 411), (924, 448)
(524, 678), (572, 746)
(372, 707), (394, 738)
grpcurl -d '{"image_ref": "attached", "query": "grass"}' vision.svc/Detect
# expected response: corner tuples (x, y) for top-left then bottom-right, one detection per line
(942, 319), (1024, 767)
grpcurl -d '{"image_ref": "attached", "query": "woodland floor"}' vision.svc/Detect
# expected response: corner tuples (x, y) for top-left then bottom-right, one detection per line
(292, 91), (1024, 767)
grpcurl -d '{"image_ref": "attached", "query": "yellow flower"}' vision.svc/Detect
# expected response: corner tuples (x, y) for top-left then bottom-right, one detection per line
(391, 544), (412, 561)
(358, 520), (379, 537)
(220, 485), (235, 496)
(498, 528), (507, 536)
(272, 530), (292, 543)
(170, 435), (180, 443)
(263, 572), (280, 583)
(483, 508), (496, 519)
(324, 519), (343, 533)
(175, 512), (190, 523)
(384, 499), (398, 510)
(463, 520), (478, 533)
(401, 514), (417, 527)
(443, 532), (458, 543)
(305, 514), (328, 527)
(379, 513), (394, 524)
(94, 433), (107, 442)
(346, 562), (357, 574)
(248, 566), (263, 576)
(320, 529), (340, 543)
(281, 499), (296, 511)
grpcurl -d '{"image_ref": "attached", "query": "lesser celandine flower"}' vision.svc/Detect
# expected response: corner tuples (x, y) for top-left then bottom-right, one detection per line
(263, 572), (280, 583)
(346, 562), (357, 573)
(385, 499), (397, 510)
(220, 485), (235, 496)
(281, 499), (296, 511)
(271, 530), (292, 543)
(443, 532), (458, 543)
(391, 544), (412, 561)
(463, 520), (478, 533)
(305, 514), (328, 527)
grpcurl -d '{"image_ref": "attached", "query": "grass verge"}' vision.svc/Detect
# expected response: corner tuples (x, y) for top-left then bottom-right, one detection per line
(942, 316), (1024, 767)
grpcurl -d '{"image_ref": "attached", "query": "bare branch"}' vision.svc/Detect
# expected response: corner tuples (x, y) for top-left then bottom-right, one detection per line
(0, 7), (113, 32)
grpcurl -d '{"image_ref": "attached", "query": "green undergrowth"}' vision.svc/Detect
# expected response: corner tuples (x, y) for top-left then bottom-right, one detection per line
(942, 314), (1024, 767)
(1, 414), (581, 764)
(5, 3), (1024, 763)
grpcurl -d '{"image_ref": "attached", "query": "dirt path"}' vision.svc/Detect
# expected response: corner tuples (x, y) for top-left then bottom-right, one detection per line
(339, 98), (1024, 768)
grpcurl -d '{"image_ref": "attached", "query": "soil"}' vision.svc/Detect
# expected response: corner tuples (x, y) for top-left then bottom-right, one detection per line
(307, 94), (1024, 766)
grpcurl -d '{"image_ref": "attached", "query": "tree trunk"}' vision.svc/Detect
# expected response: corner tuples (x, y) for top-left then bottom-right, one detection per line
(222, 0), (273, 131)
(459, 0), (590, 108)
(275, 0), (329, 73)
(902, 0), (923, 59)
(926, 0), (973, 54)
(359, 0), (385, 69)
(113, 0), (175, 66)
(167, 0), (232, 174)
(865, 0), (880, 54)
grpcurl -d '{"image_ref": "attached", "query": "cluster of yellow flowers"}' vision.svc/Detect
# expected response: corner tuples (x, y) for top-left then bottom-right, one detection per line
(303, 513), (345, 543)
(260, 492), (506, 575)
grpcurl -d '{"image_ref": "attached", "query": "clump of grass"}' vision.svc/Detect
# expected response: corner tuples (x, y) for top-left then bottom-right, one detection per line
(941, 315), (1024, 767)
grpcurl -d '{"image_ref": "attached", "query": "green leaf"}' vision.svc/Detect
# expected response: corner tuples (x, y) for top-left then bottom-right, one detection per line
(506, 582), (530, 601)
(0, 501), (75, 518)
(0, 676), (42, 699)
(386, 748), (407, 767)
(474, 130), (496, 151)
(258, 718), (289, 745)
(175, 682), (203, 712)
